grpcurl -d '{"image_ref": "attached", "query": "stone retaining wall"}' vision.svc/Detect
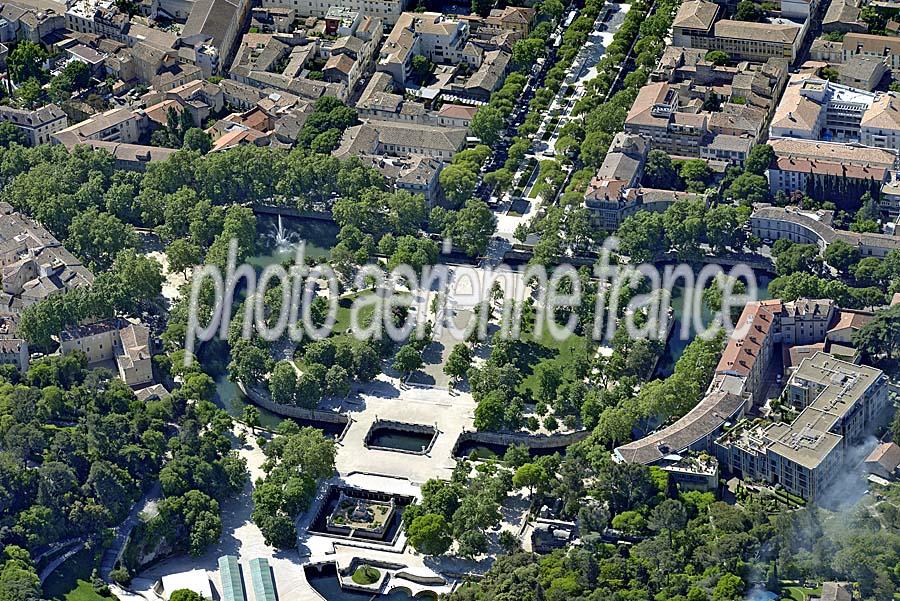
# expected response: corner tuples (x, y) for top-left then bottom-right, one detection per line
(238, 381), (351, 439)
(452, 428), (591, 455)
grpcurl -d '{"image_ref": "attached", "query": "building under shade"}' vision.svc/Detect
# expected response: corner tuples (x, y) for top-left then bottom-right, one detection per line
(218, 555), (246, 601)
(249, 558), (277, 601)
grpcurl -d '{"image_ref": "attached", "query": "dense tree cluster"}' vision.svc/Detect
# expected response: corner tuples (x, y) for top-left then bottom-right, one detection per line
(0, 354), (245, 592)
(617, 199), (751, 261)
(120, 370), (247, 571)
(295, 96), (359, 153)
(430, 199), (496, 257)
(582, 331), (725, 449)
(331, 186), (437, 272)
(448, 439), (900, 600)
(439, 144), (493, 208)
(404, 459), (513, 558)
(643, 152), (713, 193)
(854, 303), (900, 363)
(767, 240), (895, 309)
(470, 74), (528, 147)
(285, 336), (381, 405)
(251, 424), (335, 548)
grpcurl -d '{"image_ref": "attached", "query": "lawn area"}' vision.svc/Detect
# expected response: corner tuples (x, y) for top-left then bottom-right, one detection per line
(781, 586), (821, 601)
(333, 290), (378, 335)
(351, 565), (380, 585)
(332, 290), (413, 336)
(517, 328), (586, 396)
(41, 549), (114, 601)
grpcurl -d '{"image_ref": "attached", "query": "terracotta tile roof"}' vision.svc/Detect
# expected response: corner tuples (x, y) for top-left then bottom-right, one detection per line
(717, 300), (782, 377)
(672, 0), (719, 31)
(714, 19), (801, 44)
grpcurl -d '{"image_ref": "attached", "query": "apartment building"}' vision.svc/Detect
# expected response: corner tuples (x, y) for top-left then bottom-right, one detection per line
(765, 137), (894, 205)
(752, 205), (900, 258)
(377, 12), (476, 85)
(0, 338), (27, 372)
(0, 1), (65, 44)
(843, 33), (900, 76)
(671, 0), (719, 47)
(716, 299), (783, 405)
(709, 20), (804, 63)
(612, 295), (881, 491)
(0, 206), (93, 312)
(770, 74), (875, 141)
(356, 71), (480, 130)
(260, 0), (409, 25)
(460, 6), (535, 37)
(52, 106), (147, 145)
(769, 73), (900, 152)
(59, 318), (153, 387)
(673, 1), (805, 64)
(350, 154), (443, 204)
(623, 81), (766, 160)
(181, 0), (251, 74)
(333, 120), (467, 160)
(0, 104), (67, 146)
(715, 352), (889, 501)
(839, 56), (888, 92)
(229, 34), (351, 101)
(860, 92), (900, 150)
(623, 81), (708, 156)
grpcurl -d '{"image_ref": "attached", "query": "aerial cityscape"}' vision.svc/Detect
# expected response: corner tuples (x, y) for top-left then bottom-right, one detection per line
(0, 0), (898, 597)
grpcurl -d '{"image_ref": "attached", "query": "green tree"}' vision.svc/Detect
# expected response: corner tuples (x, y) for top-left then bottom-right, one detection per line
(324, 365), (350, 397)
(774, 243), (822, 276)
(433, 199), (496, 257)
(726, 172), (769, 204)
(229, 340), (271, 385)
(618, 211), (667, 260)
(269, 361), (298, 405)
(712, 573), (743, 601)
(407, 513), (453, 555)
(853, 304), (900, 361)
(705, 204), (744, 251)
(703, 274), (747, 323)
(648, 499), (687, 546)
(679, 159), (710, 192)
(183, 128), (212, 154)
(704, 50), (729, 65)
(242, 406), (261, 434)
(539, 0), (565, 20)
(410, 55), (433, 81)
(169, 590), (207, 601)
(744, 144), (774, 175)
(0, 122), (26, 148)
(643, 150), (679, 189)
(471, 106), (505, 146)
(512, 37), (545, 70)
(512, 463), (549, 500)
(439, 164), (478, 208)
(394, 344), (423, 378)
(824, 239), (860, 273)
(8, 41), (47, 83)
(166, 238), (202, 277)
(66, 208), (139, 271)
(611, 510), (646, 535)
(734, 0), (762, 21)
(15, 78), (42, 109)
(443, 343), (472, 384)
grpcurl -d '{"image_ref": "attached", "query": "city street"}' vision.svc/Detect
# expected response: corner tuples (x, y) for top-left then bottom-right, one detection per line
(494, 2), (631, 242)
